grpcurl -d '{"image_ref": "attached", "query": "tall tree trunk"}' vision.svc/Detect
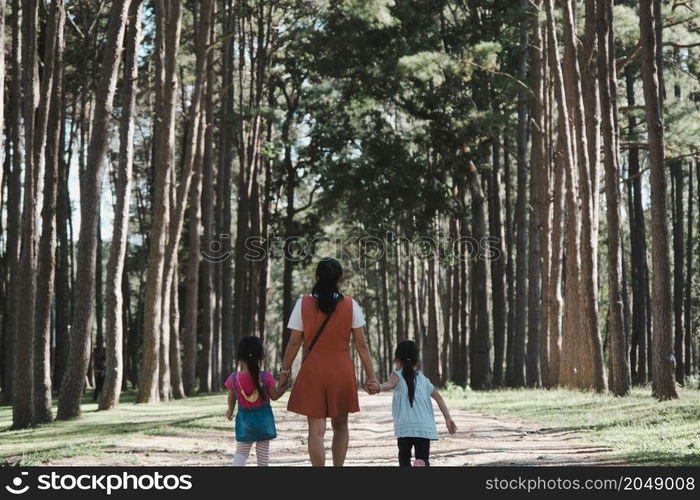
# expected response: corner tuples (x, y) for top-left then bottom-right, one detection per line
(489, 138), (507, 387)
(559, 0), (606, 392)
(527, 0), (545, 388)
(2, 0), (23, 406)
(183, 119), (202, 397)
(199, 34), (217, 393)
(450, 217), (462, 384)
(57, 0), (133, 419)
(424, 257), (440, 382)
(503, 134), (516, 387)
(34, 0), (66, 423)
(597, 0), (630, 396)
(639, 0), (678, 400)
(219, 0), (235, 379)
(54, 106), (71, 393)
(684, 161), (693, 378)
(380, 253), (393, 379)
(467, 161), (492, 390)
(536, 3), (554, 387)
(395, 234), (406, 343)
(544, 0), (575, 390)
(671, 160), (685, 383)
(513, 0), (529, 388)
(169, 259), (185, 398)
(625, 64), (649, 385)
(0, 0), (5, 196)
(100, 0), (142, 410)
(138, 0), (184, 403)
(13, 0), (39, 429)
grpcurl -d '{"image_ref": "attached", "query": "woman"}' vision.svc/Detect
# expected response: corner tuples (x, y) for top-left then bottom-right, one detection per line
(278, 258), (378, 466)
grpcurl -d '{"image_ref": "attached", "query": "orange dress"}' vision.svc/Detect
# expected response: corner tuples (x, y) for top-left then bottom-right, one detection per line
(287, 295), (360, 418)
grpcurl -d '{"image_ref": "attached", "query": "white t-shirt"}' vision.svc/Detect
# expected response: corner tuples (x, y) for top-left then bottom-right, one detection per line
(287, 296), (366, 331)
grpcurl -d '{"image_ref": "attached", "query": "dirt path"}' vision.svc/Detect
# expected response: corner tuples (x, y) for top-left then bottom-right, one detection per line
(50, 392), (617, 466)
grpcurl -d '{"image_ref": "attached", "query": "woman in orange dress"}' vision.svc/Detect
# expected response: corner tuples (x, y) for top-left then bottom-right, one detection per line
(278, 258), (379, 466)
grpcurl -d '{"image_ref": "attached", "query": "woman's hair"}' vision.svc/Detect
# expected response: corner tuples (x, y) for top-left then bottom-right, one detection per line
(311, 258), (344, 315)
(395, 340), (419, 407)
(236, 336), (266, 399)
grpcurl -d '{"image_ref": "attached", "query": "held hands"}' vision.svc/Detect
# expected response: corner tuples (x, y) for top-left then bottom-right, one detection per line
(445, 417), (457, 435)
(364, 378), (381, 395)
(278, 370), (291, 391)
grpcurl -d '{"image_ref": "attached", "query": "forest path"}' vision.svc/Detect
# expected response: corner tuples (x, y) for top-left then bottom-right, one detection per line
(48, 392), (618, 466)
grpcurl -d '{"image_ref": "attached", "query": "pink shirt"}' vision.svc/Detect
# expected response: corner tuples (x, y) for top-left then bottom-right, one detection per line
(225, 371), (276, 408)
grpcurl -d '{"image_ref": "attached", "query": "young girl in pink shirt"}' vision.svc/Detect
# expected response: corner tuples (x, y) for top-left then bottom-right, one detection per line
(225, 336), (287, 466)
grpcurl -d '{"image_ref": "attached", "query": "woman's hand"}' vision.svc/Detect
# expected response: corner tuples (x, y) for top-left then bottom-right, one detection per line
(364, 378), (380, 395)
(278, 371), (290, 390)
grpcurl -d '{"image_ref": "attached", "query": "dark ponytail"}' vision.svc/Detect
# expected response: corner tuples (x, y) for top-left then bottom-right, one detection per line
(395, 340), (419, 407)
(311, 258), (344, 315)
(236, 336), (266, 400)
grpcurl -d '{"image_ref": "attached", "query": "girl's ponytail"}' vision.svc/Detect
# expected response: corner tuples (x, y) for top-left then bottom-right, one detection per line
(236, 336), (267, 400)
(395, 340), (419, 407)
(248, 356), (265, 401)
(311, 258), (344, 315)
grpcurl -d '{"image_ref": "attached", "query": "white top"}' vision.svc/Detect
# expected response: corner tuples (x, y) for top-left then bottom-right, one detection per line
(287, 296), (366, 331)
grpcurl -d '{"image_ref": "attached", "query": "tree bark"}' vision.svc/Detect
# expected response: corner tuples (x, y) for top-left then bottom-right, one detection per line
(684, 161), (693, 378)
(2, 0), (23, 406)
(639, 0), (678, 400)
(182, 121), (202, 396)
(100, 0), (142, 410)
(544, 0), (575, 390)
(671, 160), (685, 384)
(597, 0), (630, 396)
(503, 134), (516, 387)
(13, 0), (39, 429)
(527, 0), (545, 388)
(218, 0), (236, 380)
(0, 0), (5, 195)
(513, 0), (529, 388)
(489, 137), (507, 387)
(34, 0), (66, 423)
(559, 0), (606, 392)
(58, 0), (133, 419)
(625, 64), (649, 385)
(199, 30), (217, 393)
(467, 161), (492, 390)
(138, 0), (183, 403)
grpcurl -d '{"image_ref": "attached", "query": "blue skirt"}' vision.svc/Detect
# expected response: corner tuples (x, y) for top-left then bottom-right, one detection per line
(235, 403), (277, 443)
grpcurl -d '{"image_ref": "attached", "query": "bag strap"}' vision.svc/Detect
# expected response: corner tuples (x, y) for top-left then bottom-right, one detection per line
(302, 313), (332, 364)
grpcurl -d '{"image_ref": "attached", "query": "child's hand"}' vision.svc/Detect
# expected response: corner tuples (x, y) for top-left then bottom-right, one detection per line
(364, 379), (380, 395)
(225, 408), (234, 421)
(446, 417), (457, 435)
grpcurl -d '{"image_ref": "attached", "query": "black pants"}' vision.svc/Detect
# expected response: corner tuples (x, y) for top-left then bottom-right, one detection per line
(397, 437), (430, 466)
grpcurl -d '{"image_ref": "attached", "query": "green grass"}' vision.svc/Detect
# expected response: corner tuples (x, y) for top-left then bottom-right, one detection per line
(2, 386), (698, 466)
(0, 391), (241, 465)
(443, 385), (700, 466)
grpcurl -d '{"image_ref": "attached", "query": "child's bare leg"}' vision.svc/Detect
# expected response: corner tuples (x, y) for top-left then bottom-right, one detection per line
(256, 440), (270, 467)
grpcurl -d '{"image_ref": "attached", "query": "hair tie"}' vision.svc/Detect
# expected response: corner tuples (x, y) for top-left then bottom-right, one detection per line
(406, 358), (411, 361)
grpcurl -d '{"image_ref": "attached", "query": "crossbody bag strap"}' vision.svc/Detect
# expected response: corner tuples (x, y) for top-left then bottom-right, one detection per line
(302, 313), (332, 364)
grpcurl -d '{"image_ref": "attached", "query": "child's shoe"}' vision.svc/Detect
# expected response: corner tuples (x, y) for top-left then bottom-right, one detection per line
(412, 459), (425, 467)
